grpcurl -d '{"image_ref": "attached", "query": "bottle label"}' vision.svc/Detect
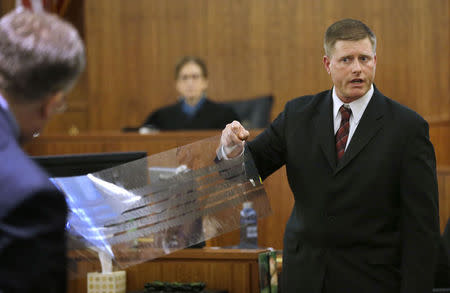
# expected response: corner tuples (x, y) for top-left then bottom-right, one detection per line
(246, 226), (257, 238)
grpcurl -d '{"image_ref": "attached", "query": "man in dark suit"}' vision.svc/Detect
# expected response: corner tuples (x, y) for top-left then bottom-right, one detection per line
(218, 19), (440, 292)
(0, 9), (85, 292)
(435, 218), (450, 287)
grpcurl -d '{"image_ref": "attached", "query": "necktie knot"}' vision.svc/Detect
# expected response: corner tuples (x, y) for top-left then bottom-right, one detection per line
(339, 105), (352, 121)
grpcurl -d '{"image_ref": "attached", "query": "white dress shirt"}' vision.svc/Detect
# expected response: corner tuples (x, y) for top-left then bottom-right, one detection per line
(332, 84), (374, 150)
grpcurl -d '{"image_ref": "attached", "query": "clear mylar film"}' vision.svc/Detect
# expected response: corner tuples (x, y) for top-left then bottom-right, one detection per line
(51, 136), (271, 278)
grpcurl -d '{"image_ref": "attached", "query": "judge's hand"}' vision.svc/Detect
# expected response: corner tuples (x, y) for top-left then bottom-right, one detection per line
(220, 120), (250, 158)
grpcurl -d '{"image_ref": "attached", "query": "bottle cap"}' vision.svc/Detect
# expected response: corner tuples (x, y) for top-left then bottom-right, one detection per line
(243, 201), (253, 209)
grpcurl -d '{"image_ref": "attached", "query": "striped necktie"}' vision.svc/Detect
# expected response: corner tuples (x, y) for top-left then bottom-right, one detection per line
(336, 105), (352, 161)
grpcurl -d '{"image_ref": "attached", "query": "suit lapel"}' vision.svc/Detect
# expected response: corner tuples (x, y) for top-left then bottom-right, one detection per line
(313, 92), (337, 170)
(334, 90), (385, 175)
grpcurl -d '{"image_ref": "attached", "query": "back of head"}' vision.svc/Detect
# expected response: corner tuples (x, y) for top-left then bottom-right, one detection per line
(324, 18), (376, 57)
(0, 9), (85, 102)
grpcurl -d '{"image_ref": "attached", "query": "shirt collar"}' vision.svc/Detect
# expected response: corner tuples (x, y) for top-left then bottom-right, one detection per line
(181, 95), (206, 116)
(332, 84), (374, 125)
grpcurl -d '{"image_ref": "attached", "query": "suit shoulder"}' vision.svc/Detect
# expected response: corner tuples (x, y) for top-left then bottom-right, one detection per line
(381, 94), (428, 125)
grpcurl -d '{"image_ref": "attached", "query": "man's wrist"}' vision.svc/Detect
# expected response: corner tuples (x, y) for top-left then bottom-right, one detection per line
(217, 144), (244, 160)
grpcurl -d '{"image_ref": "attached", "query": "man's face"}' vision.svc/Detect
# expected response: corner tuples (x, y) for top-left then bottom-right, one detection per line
(175, 62), (208, 104)
(323, 37), (376, 103)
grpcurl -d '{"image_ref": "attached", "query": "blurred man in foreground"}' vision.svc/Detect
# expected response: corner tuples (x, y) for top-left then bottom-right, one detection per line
(0, 9), (85, 292)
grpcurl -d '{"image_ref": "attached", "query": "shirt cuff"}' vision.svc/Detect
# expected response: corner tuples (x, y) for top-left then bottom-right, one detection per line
(217, 144), (244, 160)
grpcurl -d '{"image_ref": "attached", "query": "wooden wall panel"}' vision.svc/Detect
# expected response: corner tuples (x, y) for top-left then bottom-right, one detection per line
(0, 0), (14, 15)
(430, 121), (450, 166)
(44, 0), (89, 134)
(81, 0), (449, 131)
(1, 1), (448, 132)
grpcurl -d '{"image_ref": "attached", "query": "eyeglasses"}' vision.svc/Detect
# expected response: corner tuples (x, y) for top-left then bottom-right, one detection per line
(178, 73), (203, 81)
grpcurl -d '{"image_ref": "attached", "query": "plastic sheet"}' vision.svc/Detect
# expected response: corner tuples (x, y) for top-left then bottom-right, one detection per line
(54, 136), (271, 276)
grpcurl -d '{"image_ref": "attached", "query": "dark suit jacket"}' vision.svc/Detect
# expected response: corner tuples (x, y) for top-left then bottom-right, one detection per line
(247, 87), (440, 293)
(0, 108), (68, 292)
(435, 219), (450, 287)
(142, 98), (240, 130)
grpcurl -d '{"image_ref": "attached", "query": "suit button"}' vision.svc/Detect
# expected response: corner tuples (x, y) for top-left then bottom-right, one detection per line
(328, 215), (336, 222)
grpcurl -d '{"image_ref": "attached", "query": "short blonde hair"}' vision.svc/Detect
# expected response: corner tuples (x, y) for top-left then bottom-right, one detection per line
(324, 19), (376, 57)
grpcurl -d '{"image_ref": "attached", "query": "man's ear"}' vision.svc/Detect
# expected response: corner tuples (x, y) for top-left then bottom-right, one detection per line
(323, 55), (331, 74)
(41, 91), (65, 119)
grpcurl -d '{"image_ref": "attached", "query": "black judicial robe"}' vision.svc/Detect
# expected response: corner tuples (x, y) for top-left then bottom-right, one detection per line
(142, 99), (239, 130)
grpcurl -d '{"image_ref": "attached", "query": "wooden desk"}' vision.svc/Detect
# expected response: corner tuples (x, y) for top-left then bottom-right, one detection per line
(25, 131), (224, 156)
(69, 248), (267, 293)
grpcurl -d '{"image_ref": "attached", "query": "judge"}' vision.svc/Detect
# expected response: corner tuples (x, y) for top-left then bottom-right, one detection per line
(141, 56), (239, 130)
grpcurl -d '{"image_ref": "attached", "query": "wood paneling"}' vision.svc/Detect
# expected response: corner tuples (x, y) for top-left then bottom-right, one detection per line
(0, 0), (14, 15)
(2, 0), (449, 138)
(430, 121), (450, 166)
(68, 248), (265, 293)
(75, 0), (449, 132)
(44, 0), (89, 134)
(25, 131), (223, 157)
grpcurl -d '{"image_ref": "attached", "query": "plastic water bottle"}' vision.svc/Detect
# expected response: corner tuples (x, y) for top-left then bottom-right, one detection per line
(239, 201), (258, 248)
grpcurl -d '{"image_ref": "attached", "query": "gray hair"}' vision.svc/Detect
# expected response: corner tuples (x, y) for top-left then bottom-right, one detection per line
(0, 9), (85, 101)
(324, 19), (376, 57)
